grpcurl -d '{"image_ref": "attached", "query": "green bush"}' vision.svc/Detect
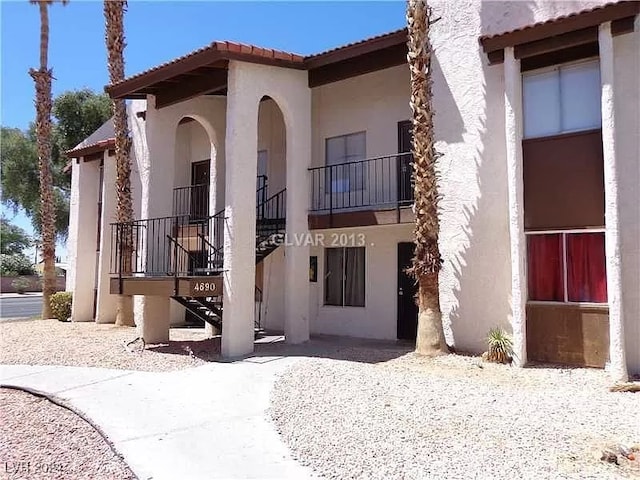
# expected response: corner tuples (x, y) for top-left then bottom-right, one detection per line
(1, 253), (36, 276)
(50, 292), (72, 322)
(11, 276), (32, 294)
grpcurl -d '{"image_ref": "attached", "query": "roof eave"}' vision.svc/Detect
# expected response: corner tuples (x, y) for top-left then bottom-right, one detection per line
(65, 139), (116, 159)
(480, 1), (640, 54)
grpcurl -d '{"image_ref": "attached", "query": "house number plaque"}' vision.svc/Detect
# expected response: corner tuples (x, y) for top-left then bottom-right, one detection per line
(189, 278), (222, 297)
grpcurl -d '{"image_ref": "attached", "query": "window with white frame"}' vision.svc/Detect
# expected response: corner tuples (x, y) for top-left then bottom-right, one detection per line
(325, 132), (366, 193)
(324, 247), (365, 307)
(526, 230), (607, 304)
(522, 59), (601, 139)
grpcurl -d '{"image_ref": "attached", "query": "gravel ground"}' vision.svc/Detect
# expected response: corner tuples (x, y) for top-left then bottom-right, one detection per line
(270, 353), (640, 480)
(0, 319), (219, 372)
(0, 389), (136, 480)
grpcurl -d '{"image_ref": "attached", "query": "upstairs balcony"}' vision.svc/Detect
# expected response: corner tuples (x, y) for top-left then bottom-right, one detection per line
(308, 152), (415, 229)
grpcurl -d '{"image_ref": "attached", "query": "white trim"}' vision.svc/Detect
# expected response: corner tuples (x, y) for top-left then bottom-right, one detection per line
(525, 228), (605, 235)
(528, 301), (608, 308)
(598, 21), (627, 381)
(504, 47), (528, 367)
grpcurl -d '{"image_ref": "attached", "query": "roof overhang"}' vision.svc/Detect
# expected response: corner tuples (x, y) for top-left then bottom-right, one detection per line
(106, 29), (408, 107)
(65, 138), (116, 159)
(480, 1), (639, 65)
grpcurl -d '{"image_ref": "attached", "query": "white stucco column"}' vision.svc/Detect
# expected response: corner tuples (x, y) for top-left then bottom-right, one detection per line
(96, 153), (117, 323)
(139, 296), (171, 343)
(284, 89), (312, 344)
(221, 62), (259, 357)
(69, 158), (100, 322)
(599, 22), (628, 382)
(134, 95), (176, 343)
(504, 47), (527, 367)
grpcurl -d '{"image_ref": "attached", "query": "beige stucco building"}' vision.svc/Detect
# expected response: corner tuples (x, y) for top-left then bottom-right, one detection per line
(66, 1), (639, 379)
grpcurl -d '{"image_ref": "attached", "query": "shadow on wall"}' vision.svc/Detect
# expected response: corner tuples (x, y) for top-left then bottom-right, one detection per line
(432, 55), (465, 144)
(436, 1), (536, 352)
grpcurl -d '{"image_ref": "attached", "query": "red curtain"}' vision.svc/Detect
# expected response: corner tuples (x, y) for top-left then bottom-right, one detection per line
(567, 233), (607, 303)
(527, 234), (563, 301)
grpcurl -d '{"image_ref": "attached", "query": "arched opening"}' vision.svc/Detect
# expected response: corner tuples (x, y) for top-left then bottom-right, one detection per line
(173, 116), (218, 219)
(172, 115), (220, 328)
(256, 96), (287, 333)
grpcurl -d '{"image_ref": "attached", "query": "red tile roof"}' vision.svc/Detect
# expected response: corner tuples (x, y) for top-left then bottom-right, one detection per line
(107, 41), (305, 95)
(107, 27), (407, 97)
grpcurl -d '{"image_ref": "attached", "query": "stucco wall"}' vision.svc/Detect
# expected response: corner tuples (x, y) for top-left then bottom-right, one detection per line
(311, 65), (411, 167)
(307, 224), (413, 340)
(424, 0), (618, 354)
(613, 26), (640, 374)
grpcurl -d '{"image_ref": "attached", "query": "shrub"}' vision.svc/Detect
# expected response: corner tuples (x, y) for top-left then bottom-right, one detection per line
(1, 253), (36, 276)
(484, 327), (514, 364)
(11, 276), (32, 294)
(50, 292), (72, 322)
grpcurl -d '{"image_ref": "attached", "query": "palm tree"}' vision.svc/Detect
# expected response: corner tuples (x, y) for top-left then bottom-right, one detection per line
(104, 0), (135, 327)
(406, 0), (448, 356)
(30, 0), (64, 319)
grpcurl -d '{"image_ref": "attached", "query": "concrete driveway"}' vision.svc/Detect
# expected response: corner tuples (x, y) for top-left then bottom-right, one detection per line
(0, 358), (316, 480)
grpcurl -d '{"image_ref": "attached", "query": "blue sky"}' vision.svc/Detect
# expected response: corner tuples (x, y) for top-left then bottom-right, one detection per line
(1, 1), (406, 259)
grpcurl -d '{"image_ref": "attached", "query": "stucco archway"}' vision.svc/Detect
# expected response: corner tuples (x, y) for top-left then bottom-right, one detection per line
(255, 96), (288, 333)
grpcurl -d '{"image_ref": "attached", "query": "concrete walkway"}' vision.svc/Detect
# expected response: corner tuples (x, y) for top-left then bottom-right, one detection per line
(0, 358), (317, 480)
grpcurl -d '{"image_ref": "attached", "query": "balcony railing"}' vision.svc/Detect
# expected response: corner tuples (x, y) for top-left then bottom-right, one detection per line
(309, 152), (414, 215)
(173, 175), (270, 221)
(173, 184), (209, 220)
(110, 211), (225, 278)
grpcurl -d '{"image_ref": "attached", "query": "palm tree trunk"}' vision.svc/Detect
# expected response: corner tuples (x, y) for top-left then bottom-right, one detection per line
(104, 0), (135, 327)
(406, 0), (448, 356)
(30, 0), (56, 320)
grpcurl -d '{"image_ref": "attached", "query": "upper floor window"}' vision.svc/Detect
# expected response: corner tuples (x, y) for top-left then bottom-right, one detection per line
(522, 60), (601, 139)
(325, 132), (366, 192)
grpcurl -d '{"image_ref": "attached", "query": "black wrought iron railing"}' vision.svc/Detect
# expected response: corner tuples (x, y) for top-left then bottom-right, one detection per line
(256, 174), (268, 215)
(173, 184), (209, 219)
(256, 188), (286, 244)
(110, 212), (225, 278)
(308, 152), (414, 214)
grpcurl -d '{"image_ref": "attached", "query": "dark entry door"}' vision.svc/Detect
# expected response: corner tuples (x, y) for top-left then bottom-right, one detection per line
(397, 242), (418, 340)
(397, 121), (413, 205)
(190, 160), (210, 219)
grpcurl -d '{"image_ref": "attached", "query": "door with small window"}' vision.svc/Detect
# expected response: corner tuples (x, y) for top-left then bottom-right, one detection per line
(397, 242), (418, 340)
(190, 160), (210, 220)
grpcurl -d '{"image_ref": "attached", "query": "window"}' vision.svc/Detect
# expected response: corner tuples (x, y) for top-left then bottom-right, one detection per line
(325, 132), (366, 193)
(527, 230), (607, 303)
(523, 60), (601, 139)
(324, 247), (365, 307)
